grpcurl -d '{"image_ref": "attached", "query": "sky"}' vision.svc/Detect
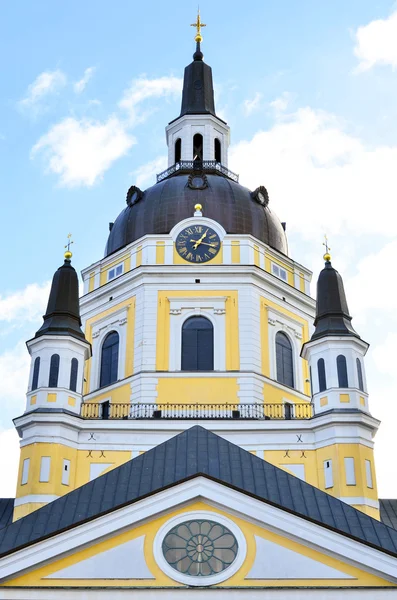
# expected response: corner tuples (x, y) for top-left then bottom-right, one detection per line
(0, 0), (397, 497)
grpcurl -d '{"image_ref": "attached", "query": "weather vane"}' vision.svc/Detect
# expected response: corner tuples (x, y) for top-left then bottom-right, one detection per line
(323, 235), (331, 262)
(191, 8), (206, 43)
(64, 233), (74, 260)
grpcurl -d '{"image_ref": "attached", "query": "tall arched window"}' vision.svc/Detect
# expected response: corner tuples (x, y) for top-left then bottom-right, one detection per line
(317, 358), (327, 392)
(175, 138), (181, 162)
(193, 133), (203, 161)
(181, 316), (213, 371)
(275, 332), (294, 388)
(32, 357), (40, 391)
(100, 331), (119, 387)
(69, 358), (79, 392)
(48, 354), (60, 388)
(214, 138), (221, 162)
(356, 358), (364, 392)
(337, 355), (348, 388)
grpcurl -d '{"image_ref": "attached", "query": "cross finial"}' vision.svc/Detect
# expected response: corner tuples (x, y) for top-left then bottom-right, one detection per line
(64, 233), (74, 260)
(323, 235), (331, 262)
(191, 8), (206, 43)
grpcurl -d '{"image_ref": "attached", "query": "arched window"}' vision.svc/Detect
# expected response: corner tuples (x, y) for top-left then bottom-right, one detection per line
(193, 133), (203, 161)
(69, 358), (78, 392)
(48, 354), (60, 388)
(356, 358), (364, 392)
(181, 316), (213, 371)
(275, 332), (294, 388)
(32, 357), (40, 391)
(175, 138), (181, 162)
(317, 358), (327, 392)
(337, 355), (348, 388)
(100, 331), (119, 388)
(214, 138), (221, 162)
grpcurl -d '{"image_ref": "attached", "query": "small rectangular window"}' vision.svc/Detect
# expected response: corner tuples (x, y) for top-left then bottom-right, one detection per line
(39, 456), (51, 482)
(62, 459), (71, 486)
(344, 457), (356, 486)
(108, 263), (123, 281)
(365, 459), (373, 488)
(21, 458), (30, 485)
(272, 262), (287, 281)
(324, 459), (333, 489)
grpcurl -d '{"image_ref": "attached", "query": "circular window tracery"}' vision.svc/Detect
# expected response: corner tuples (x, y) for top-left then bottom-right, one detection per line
(162, 519), (238, 577)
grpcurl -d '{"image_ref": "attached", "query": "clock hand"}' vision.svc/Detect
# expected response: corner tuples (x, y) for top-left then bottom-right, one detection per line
(190, 240), (217, 247)
(192, 229), (208, 249)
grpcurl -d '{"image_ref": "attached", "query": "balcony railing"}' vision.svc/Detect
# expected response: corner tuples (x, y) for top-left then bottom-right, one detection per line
(156, 160), (239, 183)
(80, 402), (313, 420)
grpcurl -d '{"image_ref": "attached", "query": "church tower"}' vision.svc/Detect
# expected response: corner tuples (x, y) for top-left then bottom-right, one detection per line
(14, 18), (379, 525)
(4, 16), (397, 596)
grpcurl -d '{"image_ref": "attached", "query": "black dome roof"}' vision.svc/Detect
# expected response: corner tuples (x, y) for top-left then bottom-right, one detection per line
(105, 174), (288, 257)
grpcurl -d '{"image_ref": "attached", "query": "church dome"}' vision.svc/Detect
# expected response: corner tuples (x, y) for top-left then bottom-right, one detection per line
(105, 173), (288, 257)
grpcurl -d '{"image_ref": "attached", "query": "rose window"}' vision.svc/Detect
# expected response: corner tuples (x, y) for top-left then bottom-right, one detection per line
(162, 519), (238, 577)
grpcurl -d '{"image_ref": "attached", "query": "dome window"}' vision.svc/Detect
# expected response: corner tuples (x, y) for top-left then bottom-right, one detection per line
(100, 331), (119, 388)
(193, 133), (203, 161)
(175, 138), (182, 163)
(317, 358), (327, 392)
(356, 358), (364, 392)
(32, 357), (40, 391)
(275, 332), (294, 388)
(69, 358), (78, 392)
(48, 354), (60, 388)
(108, 263), (123, 281)
(182, 316), (213, 371)
(337, 355), (348, 388)
(214, 138), (221, 162)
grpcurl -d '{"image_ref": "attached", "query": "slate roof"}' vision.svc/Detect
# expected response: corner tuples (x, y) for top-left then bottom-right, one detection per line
(1, 426), (397, 558)
(380, 500), (397, 530)
(0, 500), (14, 530)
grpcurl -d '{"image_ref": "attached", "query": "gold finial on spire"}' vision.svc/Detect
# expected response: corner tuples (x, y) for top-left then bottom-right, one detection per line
(323, 235), (331, 262)
(64, 233), (73, 260)
(191, 8), (206, 43)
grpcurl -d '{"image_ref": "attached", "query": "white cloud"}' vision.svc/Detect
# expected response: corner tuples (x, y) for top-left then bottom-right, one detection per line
(119, 76), (182, 125)
(372, 333), (397, 375)
(19, 70), (67, 110)
(0, 429), (20, 497)
(133, 155), (167, 188)
(243, 92), (263, 116)
(354, 10), (397, 71)
(0, 282), (50, 324)
(270, 92), (291, 114)
(229, 106), (397, 238)
(31, 116), (135, 187)
(74, 67), (95, 94)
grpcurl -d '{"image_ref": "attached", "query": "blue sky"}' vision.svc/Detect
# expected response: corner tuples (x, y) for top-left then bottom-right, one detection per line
(1, 0), (397, 496)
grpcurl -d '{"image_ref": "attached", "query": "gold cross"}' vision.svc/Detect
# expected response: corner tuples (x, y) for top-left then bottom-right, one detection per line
(191, 9), (206, 43)
(65, 233), (73, 252)
(323, 235), (331, 261)
(64, 233), (74, 259)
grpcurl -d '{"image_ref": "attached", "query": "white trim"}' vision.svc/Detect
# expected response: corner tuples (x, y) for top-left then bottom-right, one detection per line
(1, 479), (397, 583)
(153, 511), (247, 586)
(14, 495), (59, 507)
(339, 497), (379, 509)
(344, 457), (356, 486)
(39, 457), (51, 483)
(1, 590), (397, 599)
(170, 217), (226, 241)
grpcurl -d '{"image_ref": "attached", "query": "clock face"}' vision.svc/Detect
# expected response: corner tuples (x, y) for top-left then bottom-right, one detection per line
(176, 225), (221, 263)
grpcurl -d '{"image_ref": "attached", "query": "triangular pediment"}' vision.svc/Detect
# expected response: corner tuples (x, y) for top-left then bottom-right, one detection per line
(1, 482), (396, 589)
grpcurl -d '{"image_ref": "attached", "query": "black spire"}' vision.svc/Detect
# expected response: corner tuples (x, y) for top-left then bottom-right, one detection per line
(35, 256), (86, 341)
(311, 258), (359, 341)
(179, 40), (216, 117)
